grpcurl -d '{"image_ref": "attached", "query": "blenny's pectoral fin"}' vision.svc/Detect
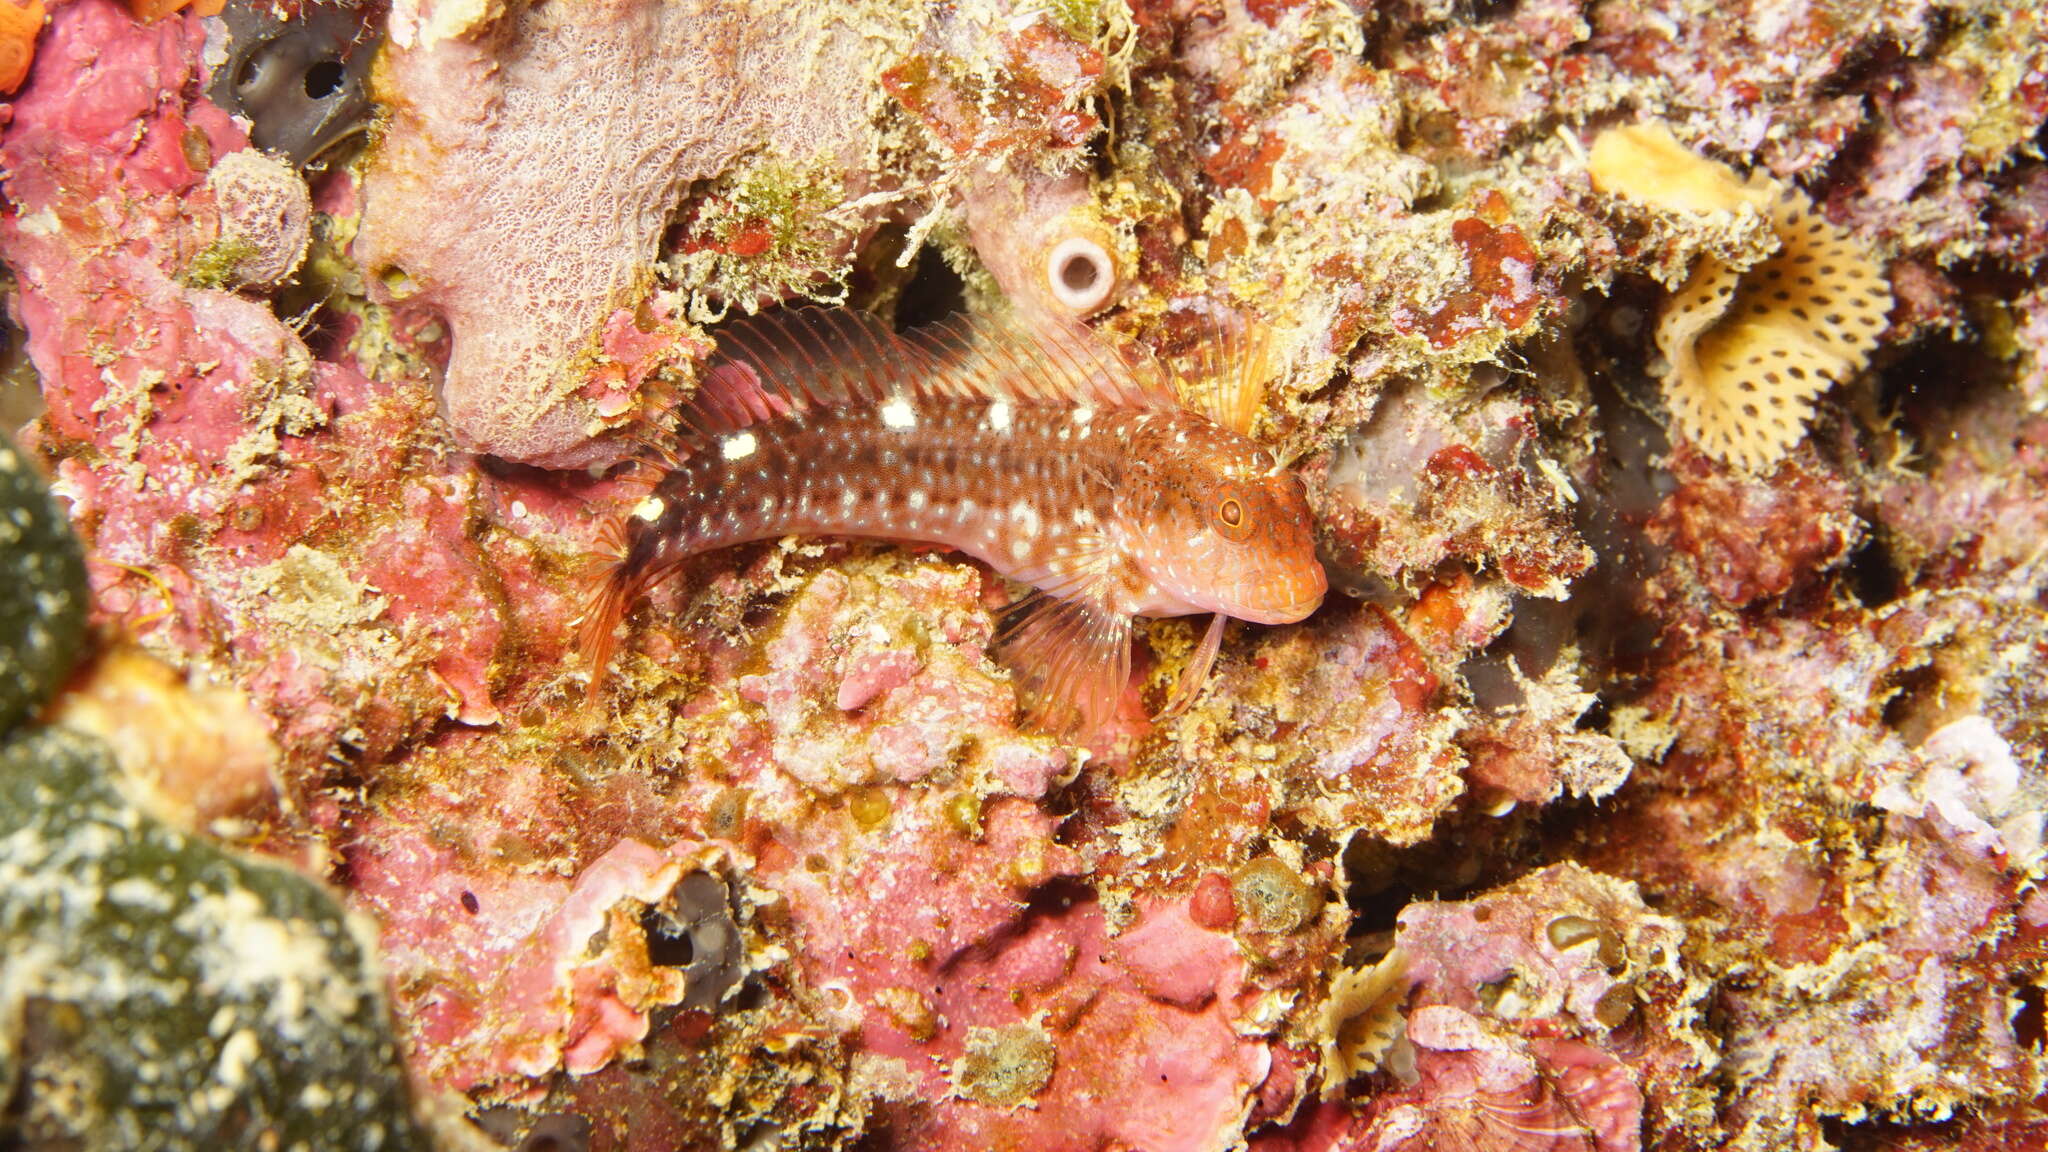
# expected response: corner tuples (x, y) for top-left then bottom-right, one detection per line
(1158, 613), (1228, 721)
(993, 593), (1134, 738)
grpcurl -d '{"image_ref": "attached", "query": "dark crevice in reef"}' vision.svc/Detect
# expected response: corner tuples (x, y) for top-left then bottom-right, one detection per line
(641, 904), (699, 968)
(1342, 795), (1575, 939)
(1880, 659), (1944, 740)
(2014, 979), (2047, 1051)
(1846, 532), (1905, 609)
(1364, 0), (1520, 61)
(1876, 331), (2004, 433)
(1817, 1110), (2020, 1152)
(884, 242), (968, 332)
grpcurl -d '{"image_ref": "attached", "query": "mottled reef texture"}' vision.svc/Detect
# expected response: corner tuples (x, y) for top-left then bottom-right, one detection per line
(2, 0), (2047, 1149)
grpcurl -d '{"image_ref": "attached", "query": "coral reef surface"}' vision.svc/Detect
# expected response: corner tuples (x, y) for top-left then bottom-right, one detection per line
(3, 0), (2047, 1148)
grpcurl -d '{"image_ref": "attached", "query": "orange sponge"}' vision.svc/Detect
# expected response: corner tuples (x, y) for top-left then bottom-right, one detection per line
(0, 0), (45, 95)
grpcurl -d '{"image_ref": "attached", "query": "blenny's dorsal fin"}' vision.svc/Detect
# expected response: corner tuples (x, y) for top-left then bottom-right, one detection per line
(695, 306), (1183, 440)
(908, 312), (1181, 413)
(696, 308), (930, 434)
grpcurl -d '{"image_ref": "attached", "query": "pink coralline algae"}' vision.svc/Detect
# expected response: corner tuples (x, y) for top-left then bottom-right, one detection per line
(6, 0), (2048, 1149)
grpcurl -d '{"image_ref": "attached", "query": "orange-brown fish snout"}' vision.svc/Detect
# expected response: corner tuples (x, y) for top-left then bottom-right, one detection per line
(1228, 557), (1328, 625)
(1225, 476), (1326, 624)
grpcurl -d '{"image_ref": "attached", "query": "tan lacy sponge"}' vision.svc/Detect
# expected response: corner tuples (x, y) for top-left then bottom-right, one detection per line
(1591, 123), (1892, 471)
(1656, 187), (1891, 470)
(1318, 947), (1411, 1096)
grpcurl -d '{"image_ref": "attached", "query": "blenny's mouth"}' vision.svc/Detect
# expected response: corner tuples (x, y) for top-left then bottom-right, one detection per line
(1231, 590), (1325, 626)
(1205, 564), (1329, 625)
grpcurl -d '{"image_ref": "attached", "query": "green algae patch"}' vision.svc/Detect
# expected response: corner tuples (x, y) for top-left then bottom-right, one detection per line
(0, 727), (423, 1150)
(179, 234), (265, 291)
(0, 429), (87, 736)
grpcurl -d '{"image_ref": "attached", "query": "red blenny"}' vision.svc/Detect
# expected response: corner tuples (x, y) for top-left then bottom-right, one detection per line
(583, 306), (1327, 735)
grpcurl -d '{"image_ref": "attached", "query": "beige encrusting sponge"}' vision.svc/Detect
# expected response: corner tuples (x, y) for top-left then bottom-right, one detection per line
(1588, 123), (1777, 217)
(1656, 187), (1891, 470)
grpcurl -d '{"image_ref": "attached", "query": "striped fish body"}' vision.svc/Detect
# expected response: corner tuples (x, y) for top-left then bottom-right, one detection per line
(587, 308), (1327, 734)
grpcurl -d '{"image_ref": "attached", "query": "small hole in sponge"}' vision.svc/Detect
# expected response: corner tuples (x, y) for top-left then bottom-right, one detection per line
(1059, 253), (1099, 294)
(235, 54), (268, 92)
(303, 57), (346, 100)
(641, 906), (698, 967)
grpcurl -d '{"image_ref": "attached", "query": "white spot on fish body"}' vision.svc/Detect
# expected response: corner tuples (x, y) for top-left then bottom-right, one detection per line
(633, 496), (667, 522)
(881, 396), (917, 430)
(1010, 500), (1040, 539)
(986, 401), (1012, 432)
(722, 431), (759, 460)
(909, 490), (928, 511)
(1072, 406), (1095, 426)
(841, 488), (860, 511)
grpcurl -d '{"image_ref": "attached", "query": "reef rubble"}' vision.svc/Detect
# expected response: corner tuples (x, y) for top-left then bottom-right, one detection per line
(2, 0), (2047, 1149)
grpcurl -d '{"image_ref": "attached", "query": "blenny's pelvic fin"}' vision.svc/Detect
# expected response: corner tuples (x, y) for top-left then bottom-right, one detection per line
(1159, 613), (1228, 721)
(994, 592), (1135, 737)
(578, 517), (667, 709)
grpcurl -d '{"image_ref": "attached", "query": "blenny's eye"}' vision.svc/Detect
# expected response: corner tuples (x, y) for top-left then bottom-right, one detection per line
(1212, 491), (1254, 541)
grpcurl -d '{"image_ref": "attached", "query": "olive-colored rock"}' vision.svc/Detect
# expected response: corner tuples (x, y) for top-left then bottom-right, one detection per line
(0, 429), (88, 736)
(0, 727), (423, 1150)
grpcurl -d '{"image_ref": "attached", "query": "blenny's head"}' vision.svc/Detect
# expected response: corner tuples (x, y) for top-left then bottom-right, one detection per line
(1119, 417), (1327, 624)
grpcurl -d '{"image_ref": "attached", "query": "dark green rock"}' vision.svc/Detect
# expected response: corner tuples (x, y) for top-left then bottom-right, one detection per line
(0, 727), (424, 1151)
(0, 429), (88, 736)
